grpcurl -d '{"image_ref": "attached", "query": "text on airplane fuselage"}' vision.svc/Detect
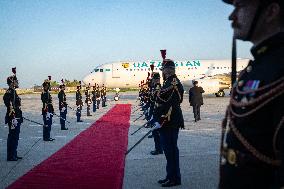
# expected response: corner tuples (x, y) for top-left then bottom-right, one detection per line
(125, 60), (201, 68)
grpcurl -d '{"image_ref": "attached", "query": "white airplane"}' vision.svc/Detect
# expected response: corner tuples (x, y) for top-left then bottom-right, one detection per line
(83, 59), (249, 97)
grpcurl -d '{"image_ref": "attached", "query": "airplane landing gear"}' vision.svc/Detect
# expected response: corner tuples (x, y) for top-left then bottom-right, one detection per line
(215, 90), (225, 97)
(114, 88), (120, 101)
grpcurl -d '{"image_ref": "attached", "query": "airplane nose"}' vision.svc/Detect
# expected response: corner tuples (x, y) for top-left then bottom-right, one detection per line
(83, 75), (92, 86)
(83, 73), (104, 86)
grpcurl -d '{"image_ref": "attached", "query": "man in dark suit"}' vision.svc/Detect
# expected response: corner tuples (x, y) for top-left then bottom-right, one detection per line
(189, 81), (204, 122)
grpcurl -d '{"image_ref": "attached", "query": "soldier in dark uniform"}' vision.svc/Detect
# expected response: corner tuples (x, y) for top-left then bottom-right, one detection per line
(92, 84), (97, 112)
(3, 68), (23, 161)
(58, 83), (68, 130)
(153, 59), (184, 187)
(85, 84), (92, 116)
(96, 84), (101, 109)
(41, 78), (55, 141)
(220, 0), (284, 188)
(76, 85), (83, 122)
(189, 80), (205, 122)
(101, 84), (107, 107)
(149, 72), (163, 155)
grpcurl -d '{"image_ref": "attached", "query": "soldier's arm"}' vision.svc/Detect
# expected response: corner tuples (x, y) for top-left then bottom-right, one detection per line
(3, 92), (12, 108)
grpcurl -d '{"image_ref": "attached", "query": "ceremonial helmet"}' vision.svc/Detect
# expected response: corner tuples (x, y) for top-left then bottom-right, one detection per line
(152, 72), (160, 79)
(7, 67), (18, 86)
(42, 76), (51, 88)
(59, 79), (65, 89)
(160, 59), (175, 70)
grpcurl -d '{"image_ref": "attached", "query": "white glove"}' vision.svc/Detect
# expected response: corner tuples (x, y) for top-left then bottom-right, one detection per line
(61, 107), (66, 112)
(152, 122), (161, 130)
(46, 112), (53, 120)
(12, 118), (18, 127)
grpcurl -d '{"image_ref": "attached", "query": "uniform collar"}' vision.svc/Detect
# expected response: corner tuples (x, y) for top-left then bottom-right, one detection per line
(251, 32), (284, 59)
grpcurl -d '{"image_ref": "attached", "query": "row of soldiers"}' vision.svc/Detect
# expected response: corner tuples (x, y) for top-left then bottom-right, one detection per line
(3, 72), (107, 161)
(82, 84), (107, 117)
(135, 58), (185, 187)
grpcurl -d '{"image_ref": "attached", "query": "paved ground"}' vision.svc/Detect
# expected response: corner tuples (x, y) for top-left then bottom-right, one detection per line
(0, 91), (228, 189)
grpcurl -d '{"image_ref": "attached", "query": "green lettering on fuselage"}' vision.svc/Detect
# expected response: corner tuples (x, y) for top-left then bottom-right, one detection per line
(141, 62), (148, 67)
(186, 61), (193, 66)
(131, 60), (201, 69)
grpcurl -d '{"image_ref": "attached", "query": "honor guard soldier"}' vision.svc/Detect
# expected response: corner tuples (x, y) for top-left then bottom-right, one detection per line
(149, 72), (163, 155)
(153, 58), (184, 187)
(101, 84), (107, 107)
(3, 68), (23, 161)
(41, 76), (55, 141)
(92, 84), (97, 112)
(95, 84), (101, 109)
(220, 0), (284, 188)
(58, 80), (68, 130)
(76, 84), (83, 122)
(85, 84), (92, 116)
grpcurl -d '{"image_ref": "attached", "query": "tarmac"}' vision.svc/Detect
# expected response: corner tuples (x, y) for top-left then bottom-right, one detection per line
(0, 91), (228, 189)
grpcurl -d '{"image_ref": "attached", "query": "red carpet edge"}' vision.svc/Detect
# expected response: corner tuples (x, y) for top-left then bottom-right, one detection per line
(8, 104), (132, 189)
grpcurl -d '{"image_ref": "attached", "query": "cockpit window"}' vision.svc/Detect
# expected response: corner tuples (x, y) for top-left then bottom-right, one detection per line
(95, 69), (99, 72)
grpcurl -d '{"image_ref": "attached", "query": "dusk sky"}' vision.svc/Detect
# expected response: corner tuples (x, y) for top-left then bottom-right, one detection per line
(0, 0), (252, 88)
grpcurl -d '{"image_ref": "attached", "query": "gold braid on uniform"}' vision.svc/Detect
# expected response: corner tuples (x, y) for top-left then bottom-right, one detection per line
(157, 78), (182, 103)
(221, 76), (284, 166)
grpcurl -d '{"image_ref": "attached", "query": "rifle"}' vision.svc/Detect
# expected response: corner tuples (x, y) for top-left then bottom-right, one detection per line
(127, 119), (166, 155)
(67, 105), (77, 111)
(132, 107), (141, 113)
(23, 117), (44, 126)
(126, 129), (152, 155)
(53, 113), (71, 123)
(130, 120), (151, 135)
(133, 113), (144, 122)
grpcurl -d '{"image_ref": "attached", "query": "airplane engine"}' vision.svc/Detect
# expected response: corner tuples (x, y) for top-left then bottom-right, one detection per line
(186, 78), (229, 97)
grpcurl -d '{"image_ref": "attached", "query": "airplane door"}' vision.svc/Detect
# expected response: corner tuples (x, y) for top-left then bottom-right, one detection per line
(112, 63), (121, 78)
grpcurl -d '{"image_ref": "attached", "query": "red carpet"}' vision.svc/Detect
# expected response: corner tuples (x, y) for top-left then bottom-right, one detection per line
(8, 104), (131, 189)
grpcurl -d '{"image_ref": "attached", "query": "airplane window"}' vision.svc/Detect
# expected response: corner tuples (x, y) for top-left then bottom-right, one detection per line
(213, 67), (215, 69)
(208, 67), (210, 69)
(126, 69), (128, 71)
(148, 68), (150, 71)
(137, 69), (139, 71)
(130, 69), (132, 71)
(100, 69), (103, 72)
(106, 69), (111, 72)
(217, 67), (219, 69)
